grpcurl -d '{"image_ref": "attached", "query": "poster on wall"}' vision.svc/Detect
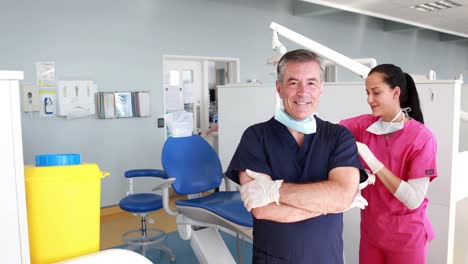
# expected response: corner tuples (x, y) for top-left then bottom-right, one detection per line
(36, 62), (55, 87)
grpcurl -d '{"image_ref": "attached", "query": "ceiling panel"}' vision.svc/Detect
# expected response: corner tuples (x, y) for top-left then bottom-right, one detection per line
(302, 0), (468, 38)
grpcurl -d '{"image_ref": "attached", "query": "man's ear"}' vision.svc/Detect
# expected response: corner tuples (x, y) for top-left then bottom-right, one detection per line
(275, 80), (282, 98)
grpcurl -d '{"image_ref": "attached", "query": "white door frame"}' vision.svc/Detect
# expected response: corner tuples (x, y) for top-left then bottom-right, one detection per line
(162, 55), (240, 138)
(163, 55), (240, 83)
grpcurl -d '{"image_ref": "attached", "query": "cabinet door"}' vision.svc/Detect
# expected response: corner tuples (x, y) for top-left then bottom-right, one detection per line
(0, 78), (30, 264)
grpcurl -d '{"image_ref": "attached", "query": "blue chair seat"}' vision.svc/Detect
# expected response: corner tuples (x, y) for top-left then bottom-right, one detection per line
(175, 191), (253, 227)
(119, 193), (163, 213)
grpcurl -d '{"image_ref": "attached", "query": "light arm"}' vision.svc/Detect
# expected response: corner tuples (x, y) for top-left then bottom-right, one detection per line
(269, 21), (371, 78)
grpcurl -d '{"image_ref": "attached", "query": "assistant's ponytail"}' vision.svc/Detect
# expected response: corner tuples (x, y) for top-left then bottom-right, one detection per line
(402, 73), (424, 124)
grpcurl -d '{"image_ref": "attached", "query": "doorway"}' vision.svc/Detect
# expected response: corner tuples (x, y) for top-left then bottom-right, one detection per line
(163, 55), (240, 152)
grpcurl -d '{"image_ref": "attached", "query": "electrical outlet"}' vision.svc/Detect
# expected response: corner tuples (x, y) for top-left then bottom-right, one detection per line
(22, 84), (40, 112)
(157, 118), (165, 128)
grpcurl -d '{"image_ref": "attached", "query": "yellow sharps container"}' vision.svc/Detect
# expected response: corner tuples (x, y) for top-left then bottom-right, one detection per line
(25, 154), (109, 264)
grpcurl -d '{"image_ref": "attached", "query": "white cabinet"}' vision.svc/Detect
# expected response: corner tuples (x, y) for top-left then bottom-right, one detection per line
(217, 83), (277, 171)
(217, 83), (277, 191)
(0, 71), (30, 263)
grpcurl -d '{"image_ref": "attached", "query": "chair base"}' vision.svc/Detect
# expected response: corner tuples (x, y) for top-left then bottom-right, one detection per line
(122, 227), (176, 262)
(190, 227), (236, 264)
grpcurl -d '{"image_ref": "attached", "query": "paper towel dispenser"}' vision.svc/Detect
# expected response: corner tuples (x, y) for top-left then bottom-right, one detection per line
(57, 80), (96, 119)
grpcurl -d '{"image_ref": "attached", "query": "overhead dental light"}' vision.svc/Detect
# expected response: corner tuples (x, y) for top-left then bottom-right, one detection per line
(266, 31), (287, 66)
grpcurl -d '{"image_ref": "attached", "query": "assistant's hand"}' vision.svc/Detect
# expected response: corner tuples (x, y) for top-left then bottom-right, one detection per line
(359, 170), (376, 190)
(240, 169), (283, 212)
(344, 191), (368, 212)
(356, 142), (384, 174)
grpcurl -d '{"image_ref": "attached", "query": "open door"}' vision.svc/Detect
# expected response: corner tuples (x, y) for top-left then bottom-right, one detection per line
(163, 56), (239, 152)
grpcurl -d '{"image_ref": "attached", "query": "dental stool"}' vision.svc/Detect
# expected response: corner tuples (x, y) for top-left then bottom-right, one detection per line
(118, 169), (176, 262)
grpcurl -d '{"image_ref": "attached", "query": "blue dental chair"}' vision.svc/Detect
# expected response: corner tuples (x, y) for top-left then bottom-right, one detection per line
(153, 134), (253, 263)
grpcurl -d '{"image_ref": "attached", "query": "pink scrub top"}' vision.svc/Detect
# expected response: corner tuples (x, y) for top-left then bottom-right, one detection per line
(340, 114), (437, 251)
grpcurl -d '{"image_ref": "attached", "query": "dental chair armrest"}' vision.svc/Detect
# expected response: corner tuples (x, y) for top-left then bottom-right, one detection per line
(152, 178), (179, 216)
(124, 169), (167, 196)
(125, 169), (167, 179)
(152, 177), (175, 191)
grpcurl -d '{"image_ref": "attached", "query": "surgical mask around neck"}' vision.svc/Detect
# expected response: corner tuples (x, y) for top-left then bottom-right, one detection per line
(366, 109), (405, 135)
(274, 109), (316, 134)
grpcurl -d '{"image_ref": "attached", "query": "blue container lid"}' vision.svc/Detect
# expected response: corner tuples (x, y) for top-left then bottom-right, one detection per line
(35, 154), (81, 166)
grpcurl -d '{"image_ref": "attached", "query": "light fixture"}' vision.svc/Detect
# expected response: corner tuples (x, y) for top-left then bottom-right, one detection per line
(411, 0), (462, 12)
(266, 31), (287, 66)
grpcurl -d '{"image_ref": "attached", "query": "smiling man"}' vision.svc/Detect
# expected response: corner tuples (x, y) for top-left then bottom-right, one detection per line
(226, 49), (366, 264)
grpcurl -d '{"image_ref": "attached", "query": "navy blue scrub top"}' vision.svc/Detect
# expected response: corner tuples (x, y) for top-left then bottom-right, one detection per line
(226, 117), (365, 264)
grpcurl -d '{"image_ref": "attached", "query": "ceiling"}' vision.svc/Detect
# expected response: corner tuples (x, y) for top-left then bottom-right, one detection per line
(299, 0), (468, 40)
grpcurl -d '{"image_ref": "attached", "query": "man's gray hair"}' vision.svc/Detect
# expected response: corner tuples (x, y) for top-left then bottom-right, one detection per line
(276, 49), (324, 82)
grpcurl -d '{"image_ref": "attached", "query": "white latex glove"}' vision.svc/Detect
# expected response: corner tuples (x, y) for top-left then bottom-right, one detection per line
(344, 190), (368, 212)
(356, 142), (384, 174)
(240, 169), (283, 212)
(368, 173), (376, 185)
(359, 170), (376, 190)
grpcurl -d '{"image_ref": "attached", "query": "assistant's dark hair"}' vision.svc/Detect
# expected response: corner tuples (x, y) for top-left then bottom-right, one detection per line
(276, 49), (324, 82)
(369, 64), (424, 124)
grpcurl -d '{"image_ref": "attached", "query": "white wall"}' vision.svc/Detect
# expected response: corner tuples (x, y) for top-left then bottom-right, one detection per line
(454, 196), (468, 264)
(1, 0), (468, 206)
